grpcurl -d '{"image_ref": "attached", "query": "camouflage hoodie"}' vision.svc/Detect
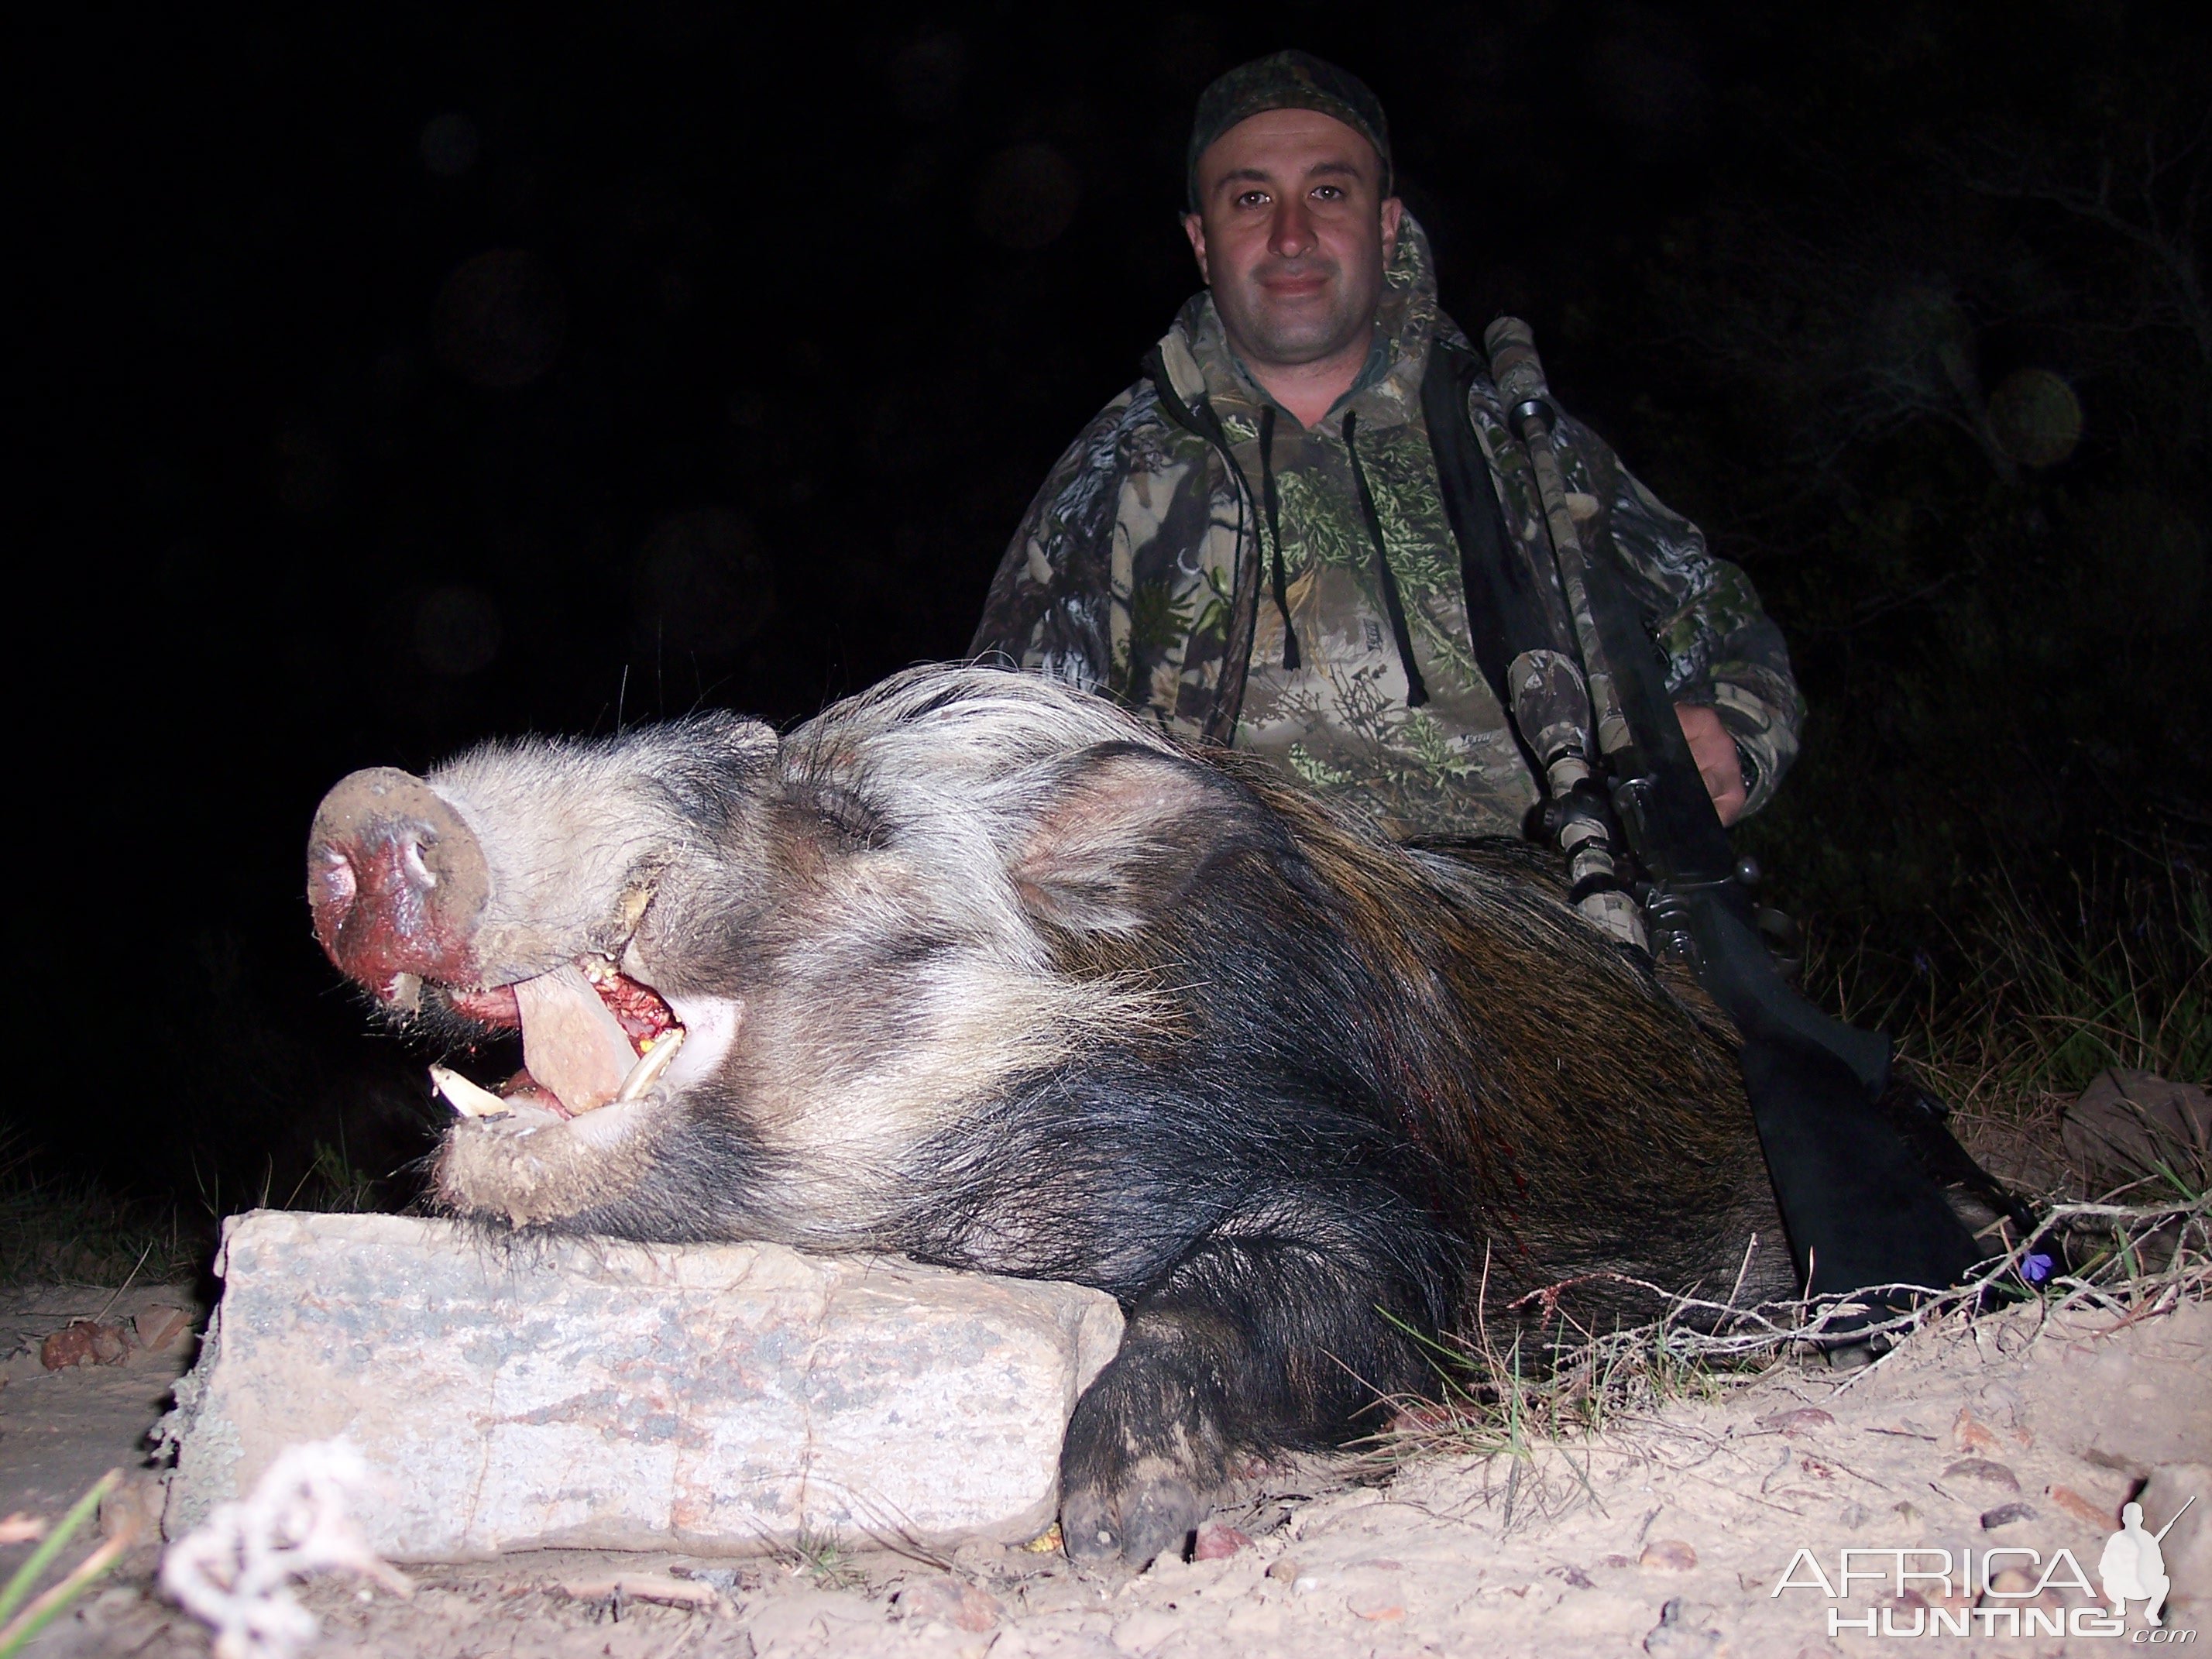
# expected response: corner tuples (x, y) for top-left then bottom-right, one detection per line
(972, 217), (1802, 841)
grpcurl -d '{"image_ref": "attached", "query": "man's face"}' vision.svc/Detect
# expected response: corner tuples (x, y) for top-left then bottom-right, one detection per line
(1183, 108), (1402, 372)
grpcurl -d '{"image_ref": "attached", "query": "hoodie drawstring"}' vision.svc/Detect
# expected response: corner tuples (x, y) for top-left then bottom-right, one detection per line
(1257, 407), (1300, 671)
(1342, 410), (1430, 708)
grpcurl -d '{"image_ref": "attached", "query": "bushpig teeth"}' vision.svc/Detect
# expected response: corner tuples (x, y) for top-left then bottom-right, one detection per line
(613, 1025), (686, 1103)
(430, 1064), (512, 1119)
(515, 963), (635, 1117)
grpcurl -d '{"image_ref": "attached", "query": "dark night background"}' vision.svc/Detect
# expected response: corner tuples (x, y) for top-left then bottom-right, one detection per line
(15, 4), (2208, 1218)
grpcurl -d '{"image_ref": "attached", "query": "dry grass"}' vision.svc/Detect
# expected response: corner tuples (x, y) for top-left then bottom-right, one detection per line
(1829, 847), (2209, 1200)
(1373, 1194), (2210, 1495)
(0, 1127), (392, 1288)
(0, 1133), (203, 1288)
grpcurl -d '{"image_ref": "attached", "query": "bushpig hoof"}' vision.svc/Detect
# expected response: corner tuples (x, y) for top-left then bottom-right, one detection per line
(1058, 1345), (1228, 1565)
(1063, 1469), (1205, 1567)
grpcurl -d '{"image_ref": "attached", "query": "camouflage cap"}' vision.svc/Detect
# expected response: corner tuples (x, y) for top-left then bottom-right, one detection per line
(1186, 50), (1393, 211)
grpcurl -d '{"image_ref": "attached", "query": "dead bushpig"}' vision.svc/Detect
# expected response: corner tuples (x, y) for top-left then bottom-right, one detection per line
(307, 665), (1792, 1564)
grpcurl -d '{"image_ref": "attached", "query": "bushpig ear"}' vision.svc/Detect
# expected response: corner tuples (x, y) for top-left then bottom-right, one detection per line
(1009, 743), (1291, 933)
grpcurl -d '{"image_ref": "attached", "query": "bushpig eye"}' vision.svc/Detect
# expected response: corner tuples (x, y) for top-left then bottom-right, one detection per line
(806, 785), (886, 850)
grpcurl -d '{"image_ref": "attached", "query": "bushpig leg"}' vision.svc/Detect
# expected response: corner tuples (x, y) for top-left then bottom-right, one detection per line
(1060, 1189), (1455, 1563)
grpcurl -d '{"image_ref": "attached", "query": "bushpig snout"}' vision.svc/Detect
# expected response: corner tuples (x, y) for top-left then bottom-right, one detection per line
(307, 767), (491, 1003)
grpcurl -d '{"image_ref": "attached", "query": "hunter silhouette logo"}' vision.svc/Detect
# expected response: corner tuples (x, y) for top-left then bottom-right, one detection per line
(2103, 1497), (2194, 1629)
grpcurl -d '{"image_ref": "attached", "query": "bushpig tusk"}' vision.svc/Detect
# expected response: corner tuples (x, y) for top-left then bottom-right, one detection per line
(615, 1026), (686, 1103)
(430, 1064), (512, 1119)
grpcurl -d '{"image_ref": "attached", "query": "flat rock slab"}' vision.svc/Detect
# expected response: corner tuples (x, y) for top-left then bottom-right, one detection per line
(161, 1211), (1121, 1561)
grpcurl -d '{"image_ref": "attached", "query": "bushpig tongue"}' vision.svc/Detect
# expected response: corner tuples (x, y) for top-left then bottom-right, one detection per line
(514, 963), (637, 1116)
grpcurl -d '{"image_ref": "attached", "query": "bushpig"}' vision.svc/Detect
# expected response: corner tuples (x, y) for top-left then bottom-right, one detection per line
(307, 664), (1794, 1564)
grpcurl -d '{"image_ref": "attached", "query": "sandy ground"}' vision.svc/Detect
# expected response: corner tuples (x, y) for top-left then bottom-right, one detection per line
(0, 1286), (203, 1540)
(3, 1283), (2207, 1658)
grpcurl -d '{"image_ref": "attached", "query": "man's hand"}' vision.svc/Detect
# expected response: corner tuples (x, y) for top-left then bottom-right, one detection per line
(1674, 702), (1747, 826)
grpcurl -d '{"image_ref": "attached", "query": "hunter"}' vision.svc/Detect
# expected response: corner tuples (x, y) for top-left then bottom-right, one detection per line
(971, 50), (1802, 845)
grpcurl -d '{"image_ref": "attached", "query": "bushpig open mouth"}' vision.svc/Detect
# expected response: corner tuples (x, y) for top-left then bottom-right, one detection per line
(429, 956), (686, 1128)
(307, 764), (687, 1128)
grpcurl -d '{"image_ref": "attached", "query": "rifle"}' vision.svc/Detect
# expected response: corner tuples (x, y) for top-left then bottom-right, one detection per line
(1472, 317), (2048, 1313)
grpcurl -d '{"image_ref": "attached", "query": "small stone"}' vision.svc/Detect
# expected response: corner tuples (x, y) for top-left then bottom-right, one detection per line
(555, 1574), (719, 1609)
(1950, 1407), (2000, 1455)
(1825, 1334), (1892, 1372)
(40, 1322), (100, 1369)
(1640, 1539), (1698, 1571)
(896, 1577), (1001, 1633)
(133, 1307), (194, 1354)
(1553, 1565), (1595, 1589)
(1265, 1556), (1301, 1582)
(1940, 1458), (2019, 1492)
(1757, 1407), (1835, 1438)
(1191, 1522), (1250, 1561)
(1980, 1502), (2038, 1530)
(2045, 1484), (2112, 1528)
